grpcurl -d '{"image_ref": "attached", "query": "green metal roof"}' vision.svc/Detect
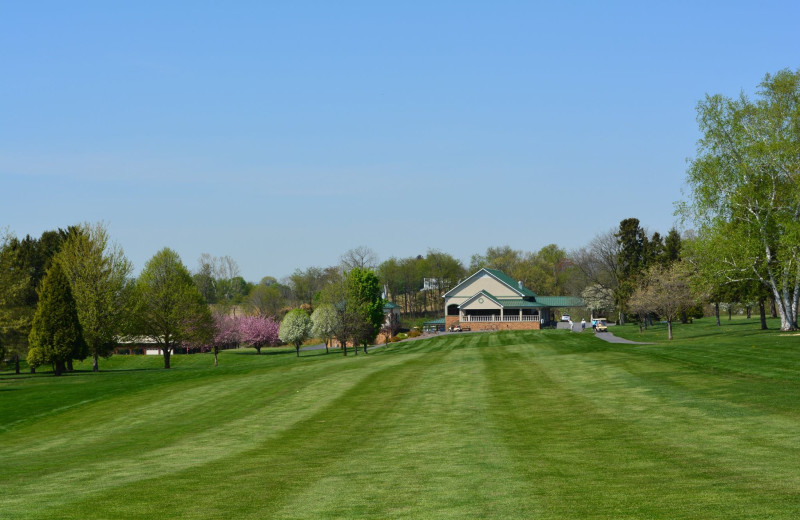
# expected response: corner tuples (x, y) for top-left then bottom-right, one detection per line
(461, 291), (545, 309)
(484, 269), (538, 298)
(423, 318), (446, 325)
(383, 301), (400, 310)
(535, 296), (585, 307)
(497, 298), (546, 308)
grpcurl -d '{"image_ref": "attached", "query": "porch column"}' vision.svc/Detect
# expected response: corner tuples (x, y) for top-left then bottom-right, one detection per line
(500, 308), (503, 322)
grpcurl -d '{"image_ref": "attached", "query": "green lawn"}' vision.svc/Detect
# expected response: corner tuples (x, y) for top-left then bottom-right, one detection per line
(2, 319), (799, 519)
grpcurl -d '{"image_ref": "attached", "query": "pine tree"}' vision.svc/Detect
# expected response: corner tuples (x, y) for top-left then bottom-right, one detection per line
(27, 262), (87, 376)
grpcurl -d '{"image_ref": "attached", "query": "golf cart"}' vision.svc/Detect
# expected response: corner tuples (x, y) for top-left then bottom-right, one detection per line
(592, 318), (608, 332)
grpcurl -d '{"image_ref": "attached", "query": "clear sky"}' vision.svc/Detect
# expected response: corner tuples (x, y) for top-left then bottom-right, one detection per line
(2, 1), (798, 281)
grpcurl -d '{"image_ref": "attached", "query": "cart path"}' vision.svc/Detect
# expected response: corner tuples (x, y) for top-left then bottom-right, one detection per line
(593, 331), (654, 345)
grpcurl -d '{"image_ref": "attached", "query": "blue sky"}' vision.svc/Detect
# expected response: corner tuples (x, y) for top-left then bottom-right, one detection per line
(2, 1), (798, 281)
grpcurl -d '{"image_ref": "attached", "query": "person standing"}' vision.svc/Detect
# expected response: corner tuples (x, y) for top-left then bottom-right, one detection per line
(568, 319), (573, 331)
(581, 318), (586, 331)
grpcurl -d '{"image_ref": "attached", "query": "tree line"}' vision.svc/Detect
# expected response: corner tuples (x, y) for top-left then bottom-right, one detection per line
(3, 67), (798, 374)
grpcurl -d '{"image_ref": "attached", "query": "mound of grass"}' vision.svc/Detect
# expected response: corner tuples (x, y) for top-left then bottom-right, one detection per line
(1, 326), (799, 519)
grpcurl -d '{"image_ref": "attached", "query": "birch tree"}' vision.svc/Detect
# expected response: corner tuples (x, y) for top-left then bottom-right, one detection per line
(681, 68), (800, 330)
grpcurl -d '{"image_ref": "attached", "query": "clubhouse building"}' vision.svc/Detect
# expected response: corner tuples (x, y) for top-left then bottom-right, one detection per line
(443, 268), (583, 331)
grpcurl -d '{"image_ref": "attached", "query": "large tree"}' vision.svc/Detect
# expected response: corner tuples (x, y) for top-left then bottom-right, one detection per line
(340, 246), (379, 272)
(27, 262), (87, 375)
(663, 228), (682, 265)
(132, 248), (213, 369)
(320, 270), (357, 356)
(571, 230), (625, 323)
(682, 69), (800, 331)
(245, 284), (286, 319)
(57, 223), (132, 372)
(348, 267), (385, 354)
(580, 284), (616, 319)
(194, 254), (250, 307)
(0, 228), (72, 372)
(421, 250), (465, 314)
(289, 266), (327, 309)
(0, 232), (31, 374)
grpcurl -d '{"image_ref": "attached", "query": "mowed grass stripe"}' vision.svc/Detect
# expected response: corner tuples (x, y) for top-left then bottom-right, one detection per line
(480, 334), (800, 519)
(62, 346), (447, 519)
(2, 323), (800, 519)
(0, 353), (415, 518)
(270, 333), (541, 519)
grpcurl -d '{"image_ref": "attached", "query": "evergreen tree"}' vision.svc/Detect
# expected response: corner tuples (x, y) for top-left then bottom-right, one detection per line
(616, 218), (647, 279)
(615, 218), (648, 323)
(644, 232), (664, 268)
(664, 228), (682, 264)
(27, 262), (87, 376)
(0, 228), (72, 373)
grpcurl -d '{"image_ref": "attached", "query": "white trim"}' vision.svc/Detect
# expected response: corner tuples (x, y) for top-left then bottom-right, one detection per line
(458, 290), (504, 309)
(442, 268), (525, 299)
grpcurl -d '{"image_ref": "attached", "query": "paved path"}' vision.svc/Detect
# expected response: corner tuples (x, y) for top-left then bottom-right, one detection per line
(592, 331), (653, 345)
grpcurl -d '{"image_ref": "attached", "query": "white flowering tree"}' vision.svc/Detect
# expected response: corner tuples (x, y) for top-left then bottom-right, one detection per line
(279, 309), (312, 357)
(311, 304), (338, 354)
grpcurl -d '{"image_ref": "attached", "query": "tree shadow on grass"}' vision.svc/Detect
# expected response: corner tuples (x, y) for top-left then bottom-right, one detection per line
(229, 348), (294, 356)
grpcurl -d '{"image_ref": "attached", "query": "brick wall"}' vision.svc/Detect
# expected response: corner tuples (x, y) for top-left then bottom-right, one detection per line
(460, 321), (541, 331)
(445, 316), (541, 331)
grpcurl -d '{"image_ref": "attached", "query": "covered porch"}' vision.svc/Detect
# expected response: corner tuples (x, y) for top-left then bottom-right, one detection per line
(451, 290), (547, 324)
(460, 313), (541, 323)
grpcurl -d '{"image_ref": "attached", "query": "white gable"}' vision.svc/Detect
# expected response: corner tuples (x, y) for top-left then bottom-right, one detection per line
(446, 271), (520, 300)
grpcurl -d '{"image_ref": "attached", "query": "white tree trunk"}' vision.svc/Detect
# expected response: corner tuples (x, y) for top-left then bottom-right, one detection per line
(770, 283), (799, 331)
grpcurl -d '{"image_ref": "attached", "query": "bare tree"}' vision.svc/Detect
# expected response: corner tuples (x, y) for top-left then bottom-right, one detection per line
(571, 230), (625, 323)
(195, 254), (244, 307)
(340, 246), (378, 272)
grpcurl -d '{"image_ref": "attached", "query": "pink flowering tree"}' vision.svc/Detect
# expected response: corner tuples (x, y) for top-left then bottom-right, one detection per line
(239, 315), (280, 354)
(212, 313), (240, 365)
(184, 312), (240, 366)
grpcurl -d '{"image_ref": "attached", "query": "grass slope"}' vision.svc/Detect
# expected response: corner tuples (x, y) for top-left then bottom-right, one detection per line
(1, 319), (799, 519)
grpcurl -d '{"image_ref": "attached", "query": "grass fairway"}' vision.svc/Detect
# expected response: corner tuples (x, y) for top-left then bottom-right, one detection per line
(2, 319), (799, 519)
